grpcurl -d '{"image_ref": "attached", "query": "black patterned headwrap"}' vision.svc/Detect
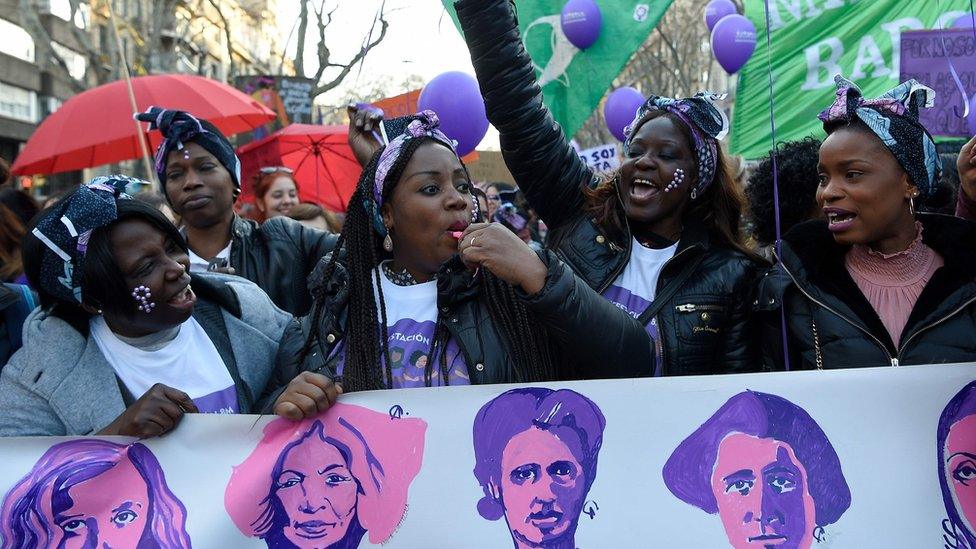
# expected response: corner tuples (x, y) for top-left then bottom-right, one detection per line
(31, 175), (141, 305)
(135, 107), (242, 202)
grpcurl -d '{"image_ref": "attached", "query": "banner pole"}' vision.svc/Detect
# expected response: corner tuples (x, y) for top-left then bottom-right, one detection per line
(107, 0), (158, 190)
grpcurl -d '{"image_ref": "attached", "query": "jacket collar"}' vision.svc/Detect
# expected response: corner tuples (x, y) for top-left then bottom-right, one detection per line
(190, 272), (242, 318)
(231, 214), (255, 239)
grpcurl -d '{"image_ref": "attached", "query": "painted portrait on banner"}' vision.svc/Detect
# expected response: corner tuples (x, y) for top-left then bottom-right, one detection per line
(224, 403), (426, 548)
(663, 390), (851, 549)
(938, 380), (976, 548)
(471, 387), (606, 549)
(0, 439), (191, 548)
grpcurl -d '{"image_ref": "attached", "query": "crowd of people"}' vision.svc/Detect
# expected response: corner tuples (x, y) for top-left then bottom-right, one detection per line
(0, 0), (974, 440)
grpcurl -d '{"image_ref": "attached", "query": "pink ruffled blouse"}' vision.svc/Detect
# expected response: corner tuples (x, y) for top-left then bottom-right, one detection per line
(844, 223), (943, 348)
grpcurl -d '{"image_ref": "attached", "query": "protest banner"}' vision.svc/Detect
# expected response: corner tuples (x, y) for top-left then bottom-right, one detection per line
(1, 363), (973, 547)
(235, 75), (316, 138)
(732, 0), (972, 159)
(575, 142), (620, 173)
(441, 1), (672, 139)
(900, 28), (976, 138)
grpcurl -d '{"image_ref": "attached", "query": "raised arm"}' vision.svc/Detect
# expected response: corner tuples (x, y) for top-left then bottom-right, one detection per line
(455, 0), (593, 231)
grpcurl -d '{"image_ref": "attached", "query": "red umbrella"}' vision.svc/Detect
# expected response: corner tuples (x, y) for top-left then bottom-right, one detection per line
(11, 74), (275, 176)
(237, 124), (361, 213)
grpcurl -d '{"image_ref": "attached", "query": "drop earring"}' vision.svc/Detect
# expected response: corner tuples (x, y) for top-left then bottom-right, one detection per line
(909, 191), (919, 216)
(383, 233), (394, 252)
(664, 168), (685, 192)
(131, 286), (156, 313)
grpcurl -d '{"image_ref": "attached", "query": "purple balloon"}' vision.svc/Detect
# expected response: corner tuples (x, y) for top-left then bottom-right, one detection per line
(953, 13), (976, 28)
(711, 14), (757, 74)
(560, 0), (602, 50)
(705, 0), (738, 32)
(604, 87), (646, 142)
(418, 71), (489, 157)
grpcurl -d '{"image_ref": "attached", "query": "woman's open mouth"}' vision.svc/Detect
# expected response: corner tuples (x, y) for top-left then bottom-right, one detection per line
(628, 177), (661, 204)
(167, 285), (196, 309)
(824, 207), (856, 233)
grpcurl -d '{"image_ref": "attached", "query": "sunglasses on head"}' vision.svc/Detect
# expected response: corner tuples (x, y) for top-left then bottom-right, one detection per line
(259, 166), (294, 174)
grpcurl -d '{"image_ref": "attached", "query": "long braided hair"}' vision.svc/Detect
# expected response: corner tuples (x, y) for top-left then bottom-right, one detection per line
(298, 137), (558, 392)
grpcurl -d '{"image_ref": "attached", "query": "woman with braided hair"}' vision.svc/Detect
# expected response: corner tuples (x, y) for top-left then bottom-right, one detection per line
(261, 109), (652, 418)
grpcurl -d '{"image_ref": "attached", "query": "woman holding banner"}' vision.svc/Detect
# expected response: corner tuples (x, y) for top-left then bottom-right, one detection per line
(0, 176), (297, 436)
(452, 0), (765, 377)
(263, 109), (652, 419)
(757, 76), (976, 369)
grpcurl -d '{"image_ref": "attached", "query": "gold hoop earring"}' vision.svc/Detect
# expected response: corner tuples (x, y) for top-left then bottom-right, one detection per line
(909, 191), (919, 216)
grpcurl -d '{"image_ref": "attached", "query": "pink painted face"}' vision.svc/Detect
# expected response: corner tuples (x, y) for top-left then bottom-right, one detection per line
(276, 436), (359, 548)
(710, 433), (817, 549)
(946, 414), (976, 532)
(52, 458), (150, 548)
(499, 427), (586, 548)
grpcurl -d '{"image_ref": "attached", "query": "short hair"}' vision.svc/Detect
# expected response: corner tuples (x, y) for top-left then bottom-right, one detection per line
(663, 390), (851, 528)
(0, 439), (191, 548)
(937, 381), (976, 548)
(745, 138), (821, 246)
(22, 193), (187, 323)
(472, 388), (606, 520)
(287, 202), (341, 233)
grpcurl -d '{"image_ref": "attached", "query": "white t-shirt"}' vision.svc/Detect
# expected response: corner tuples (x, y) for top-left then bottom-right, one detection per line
(331, 267), (471, 388)
(187, 241), (232, 272)
(90, 316), (239, 413)
(601, 239), (677, 373)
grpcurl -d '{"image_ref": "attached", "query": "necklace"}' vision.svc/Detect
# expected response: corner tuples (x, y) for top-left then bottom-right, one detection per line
(381, 261), (427, 286)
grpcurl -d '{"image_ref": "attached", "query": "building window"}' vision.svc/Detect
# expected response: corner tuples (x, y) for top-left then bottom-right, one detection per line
(0, 18), (35, 63)
(49, 0), (90, 29)
(52, 43), (87, 80)
(0, 82), (39, 123)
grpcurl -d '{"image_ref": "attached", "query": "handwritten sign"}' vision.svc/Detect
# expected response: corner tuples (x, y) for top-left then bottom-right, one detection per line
(900, 28), (976, 138)
(1, 363), (973, 547)
(576, 143), (620, 173)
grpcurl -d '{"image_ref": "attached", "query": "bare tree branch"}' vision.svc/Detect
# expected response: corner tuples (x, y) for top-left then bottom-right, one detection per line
(312, 7), (388, 98)
(294, 0), (310, 77)
(206, 0), (235, 80)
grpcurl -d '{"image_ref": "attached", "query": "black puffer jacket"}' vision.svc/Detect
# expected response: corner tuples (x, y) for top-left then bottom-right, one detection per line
(261, 250), (654, 409)
(455, 0), (765, 376)
(228, 215), (337, 316)
(757, 214), (976, 369)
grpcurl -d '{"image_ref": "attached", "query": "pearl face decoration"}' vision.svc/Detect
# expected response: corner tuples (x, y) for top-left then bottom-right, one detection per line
(131, 285), (156, 313)
(665, 168), (685, 193)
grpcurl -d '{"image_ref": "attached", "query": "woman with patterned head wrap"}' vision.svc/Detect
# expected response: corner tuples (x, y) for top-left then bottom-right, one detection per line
(447, 0), (765, 379)
(260, 108), (652, 419)
(134, 107), (336, 316)
(757, 76), (976, 369)
(0, 176), (298, 436)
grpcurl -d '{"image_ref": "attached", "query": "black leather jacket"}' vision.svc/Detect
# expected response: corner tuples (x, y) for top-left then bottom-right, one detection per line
(261, 250), (654, 409)
(227, 215), (338, 316)
(455, 0), (765, 376)
(757, 214), (976, 369)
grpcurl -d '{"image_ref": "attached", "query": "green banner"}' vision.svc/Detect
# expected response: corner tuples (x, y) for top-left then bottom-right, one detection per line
(732, 0), (972, 159)
(441, 0), (673, 138)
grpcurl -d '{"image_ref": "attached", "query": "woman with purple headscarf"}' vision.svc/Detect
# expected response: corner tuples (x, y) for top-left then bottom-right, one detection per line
(450, 0), (766, 379)
(757, 76), (976, 369)
(0, 439), (191, 548)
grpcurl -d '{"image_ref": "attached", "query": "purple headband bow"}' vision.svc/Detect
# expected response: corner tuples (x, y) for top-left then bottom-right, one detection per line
(371, 110), (459, 208)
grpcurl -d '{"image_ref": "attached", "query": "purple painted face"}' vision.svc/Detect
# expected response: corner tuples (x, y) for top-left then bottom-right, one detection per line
(276, 437), (359, 548)
(499, 427), (586, 548)
(52, 458), (150, 549)
(710, 434), (816, 549)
